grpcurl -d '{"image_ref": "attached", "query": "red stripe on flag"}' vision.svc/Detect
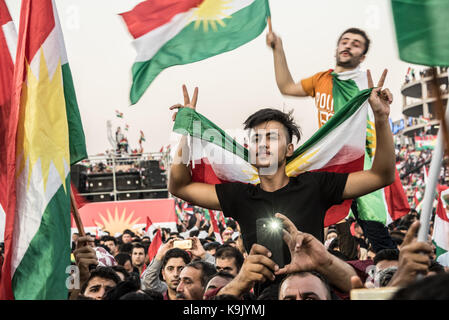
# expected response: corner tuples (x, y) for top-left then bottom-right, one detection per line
(120, 0), (203, 39)
(313, 154), (365, 227)
(383, 169), (410, 222)
(145, 216), (153, 233)
(21, 0), (55, 63)
(191, 158), (229, 184)
(147, 229), (163, 262)
(0, 0), (12, 25)
(437, 185), (449, 223)
(0, 0), (14, 223)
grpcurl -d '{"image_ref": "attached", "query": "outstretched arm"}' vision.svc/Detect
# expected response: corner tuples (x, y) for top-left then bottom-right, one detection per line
(266, 18), (307, 97)
(343, 69), (396, 199)
(168, 85), (221, 210)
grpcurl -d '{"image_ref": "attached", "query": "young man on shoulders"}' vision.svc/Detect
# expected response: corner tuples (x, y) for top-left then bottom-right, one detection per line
(168, 74), (394, 252)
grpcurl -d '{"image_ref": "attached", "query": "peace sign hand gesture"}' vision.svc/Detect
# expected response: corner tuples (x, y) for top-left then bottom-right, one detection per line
(367, 69), (392, 123)
(169, 84), (199, 121)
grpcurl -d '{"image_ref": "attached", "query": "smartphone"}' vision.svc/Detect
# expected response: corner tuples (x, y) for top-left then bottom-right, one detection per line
(256, 217), (285, 268)
(173, 239), (193, 250)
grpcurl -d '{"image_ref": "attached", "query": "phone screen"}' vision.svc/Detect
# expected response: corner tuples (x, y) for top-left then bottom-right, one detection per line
(256, 217), (285, 268)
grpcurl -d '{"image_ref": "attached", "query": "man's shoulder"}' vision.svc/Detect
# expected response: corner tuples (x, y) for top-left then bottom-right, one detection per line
(311, 69), (333, 80)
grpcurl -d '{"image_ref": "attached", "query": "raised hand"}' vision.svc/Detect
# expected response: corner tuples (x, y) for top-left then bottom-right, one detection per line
(169, 85), (199, 121)
(367, 69), (392, 122)
(274, 213), (331, 275)
(266, 17), (282, 50)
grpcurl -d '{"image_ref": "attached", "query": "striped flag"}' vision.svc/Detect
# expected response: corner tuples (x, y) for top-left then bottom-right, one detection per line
(120, 0), (271, 104)
(0, 0), (16, 243)
(209, 210), (223, 243)
(174, 200), (183, 223)
(173, 89), (374, 227)
(0, 0), (87, 300)
(433, 185), (449, 267)
(147, 229), (163, 263)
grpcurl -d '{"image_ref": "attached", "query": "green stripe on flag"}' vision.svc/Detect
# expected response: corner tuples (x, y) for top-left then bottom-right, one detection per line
(288, 89), (372, 162)
(173, 107), (249, 161)
(62, 63), (87, 164)
(391, 0), (449, 66)
(12, 176), (71, 300)
(130, 0), (270, 104)
(355, 151), (388, 224)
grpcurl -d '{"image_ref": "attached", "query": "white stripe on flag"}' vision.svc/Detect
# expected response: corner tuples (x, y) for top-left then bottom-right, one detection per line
(0, 203), (5, 242)
(2, 21), (17, 63)
(132, 0), (256, 63)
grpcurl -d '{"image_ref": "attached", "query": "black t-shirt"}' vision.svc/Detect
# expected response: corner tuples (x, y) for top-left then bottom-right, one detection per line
(215, 171), (348, 251)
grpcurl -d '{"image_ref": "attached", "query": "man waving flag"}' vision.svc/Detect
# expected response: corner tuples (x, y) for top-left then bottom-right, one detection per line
(120, 0), (271, 104)
(0, 0), (87, 300)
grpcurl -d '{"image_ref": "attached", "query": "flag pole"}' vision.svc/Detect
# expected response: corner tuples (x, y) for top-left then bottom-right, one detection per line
(70, 187), (86, 237)
(417, 69), (449, 243)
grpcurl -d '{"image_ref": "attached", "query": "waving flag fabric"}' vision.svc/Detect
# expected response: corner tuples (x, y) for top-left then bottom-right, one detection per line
(120, 0), (271, 104)
(0, 0), (16, 243)
(433, 185), (449, 267)
(173, 89), (374, 227)
(0, 0), (87, 300)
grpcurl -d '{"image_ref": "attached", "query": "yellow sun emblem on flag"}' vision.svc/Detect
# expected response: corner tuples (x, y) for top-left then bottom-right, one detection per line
(94, 206), (142, 236)
(16, 49), (70, 192)
(286, 149), (320, 177)
(192, 0), (232, 32)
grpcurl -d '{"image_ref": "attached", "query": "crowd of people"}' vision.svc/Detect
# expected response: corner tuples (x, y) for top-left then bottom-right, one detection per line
(61, 26), (449, 302)
(65, 192), (449, 301)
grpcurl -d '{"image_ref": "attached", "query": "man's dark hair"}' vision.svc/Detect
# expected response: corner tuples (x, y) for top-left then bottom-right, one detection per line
(131, 243), (146, 255)
(115, 253), (132, 266)
(215, 245), (244, 272)
(429, 260), (445, 274)
(204, 242), (221, 253)
(111, 265), (130, 280)
(161, 248), (191, 270)
(119, 243), (133, 255)
(373, 249), (400, 265)
(103, 236), (117, 245)
(81, 266), (121, 295)
(206, 270), (235, 287)
(391, 273), (449, 300)
(279, 271), (332, 300)
(337, 28), (371, 55)
(185, 260), (217, 287)
(122, 229), (134, 237)
(243, 108), (301, 144)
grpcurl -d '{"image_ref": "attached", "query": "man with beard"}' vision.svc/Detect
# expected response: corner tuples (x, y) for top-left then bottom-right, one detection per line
(266, 25), (370, 127)
(266, 23), (399, 253)
(141, 245), (191, 300)
(176, 260), (216, 300)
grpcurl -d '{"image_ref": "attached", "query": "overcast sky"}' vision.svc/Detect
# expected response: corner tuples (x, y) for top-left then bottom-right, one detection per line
(6, 0), (421, 155)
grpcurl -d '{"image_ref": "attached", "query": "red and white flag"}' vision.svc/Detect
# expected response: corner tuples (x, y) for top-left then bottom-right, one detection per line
(0, 0), (17, 244)
(147, 229), (163, 263)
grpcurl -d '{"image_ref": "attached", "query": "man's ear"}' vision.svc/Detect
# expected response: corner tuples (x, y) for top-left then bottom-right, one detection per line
(286, 143), (294, 157)
(360, 54), (366, 64)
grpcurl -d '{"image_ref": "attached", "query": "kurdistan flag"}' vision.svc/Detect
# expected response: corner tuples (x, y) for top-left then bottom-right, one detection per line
(433, 186), (449, 267)
(0, 0), (87, 300)
(173, 89), (373, 227)
(120, 0), (271, 104)
(391, 0), (449, 66)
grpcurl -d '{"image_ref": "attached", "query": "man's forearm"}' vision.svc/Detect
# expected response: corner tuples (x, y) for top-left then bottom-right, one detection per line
(169, 136), (192, 195)
(272, 47), (296, 95)
(317, 254), (357, 293)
